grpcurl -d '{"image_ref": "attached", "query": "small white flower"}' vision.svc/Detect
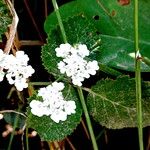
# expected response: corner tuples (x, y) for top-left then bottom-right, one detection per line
(52, 82), (65, 91)
(0, 49), (6, 65)
(86, 60), (99, 75)
(57, 61), (66, 74)
(14, 76), (28, 91)
(30, 100), (46, 117)
(76, 44), (89, 57)
(0, 71), (5, 82)
(6, 73), (15, 84)
(55, 43), (72, 57)
(51, 110), (67, 123)
(64, 101), (76, 115)
(15, 51), (29, 66)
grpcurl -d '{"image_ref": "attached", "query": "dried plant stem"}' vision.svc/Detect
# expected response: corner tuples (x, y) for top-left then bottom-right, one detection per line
(4, 0), (18, 54)
(0, 110), (26, 118)
(44, 0), (48, 17)
(23, 0), (44, 42)
(66, 138), (77, 150)
(53, 141), (61, 150)
(81, 119), (90, 139)
(134, 0), (143, 150)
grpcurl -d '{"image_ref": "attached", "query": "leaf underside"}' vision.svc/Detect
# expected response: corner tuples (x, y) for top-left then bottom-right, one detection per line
(87, 76), (150, 129)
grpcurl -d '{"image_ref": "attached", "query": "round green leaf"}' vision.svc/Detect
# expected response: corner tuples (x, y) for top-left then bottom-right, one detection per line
(87, 76), (150, 129)
(26, 84), (82, 141)
(42, 15), (101, 78)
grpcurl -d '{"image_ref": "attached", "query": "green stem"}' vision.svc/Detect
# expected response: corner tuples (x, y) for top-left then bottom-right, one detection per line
(142, 57), (150, 68)
(51, 1), (98, 149)
(134, 0), (143, 150)
(7, 113), (19, 150)
(51, 0), (67, 43)
(29, 82), (50, 86)
(77, 87), (98, 150)
(26, 125), (29, 150)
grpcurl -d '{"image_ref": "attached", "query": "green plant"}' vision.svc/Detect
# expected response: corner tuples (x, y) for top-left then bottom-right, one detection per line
(0, 0), (150, 150)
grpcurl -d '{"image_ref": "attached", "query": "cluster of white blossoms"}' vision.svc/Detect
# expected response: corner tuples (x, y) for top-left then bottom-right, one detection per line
(55, 43), (99, 86)
(0, 49), (35, 91)
(29, 82), (76, 123)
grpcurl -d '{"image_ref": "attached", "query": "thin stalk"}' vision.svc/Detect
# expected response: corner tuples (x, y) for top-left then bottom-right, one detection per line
(51, 1), (98, 149)
(77, 87), (98, 150)
(134, 0), (144, 150)
(26, 125), (29, 150)
(142, 57), (150, 67)
(7, 113), (20, 150)
(51, 0), (67, 43)
(96, 128), (105, 140)
(29, 82), (50, 86)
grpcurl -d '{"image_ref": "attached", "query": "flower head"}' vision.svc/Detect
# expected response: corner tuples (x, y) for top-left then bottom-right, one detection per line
(55, 43), (99, 86)
(0, 50), (34, 91)
(29, 82), (76, 123)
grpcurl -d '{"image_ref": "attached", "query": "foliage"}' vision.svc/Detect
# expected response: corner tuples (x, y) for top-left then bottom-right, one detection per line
(0, 0), (11, 42)
(87, 76), (150, 129)
(0, 0), (150, 149)
(42, 15), (101, 79)
(26, 84), (82, 141)
(3, 112), (26, 129)
(44, 0), (150, 72)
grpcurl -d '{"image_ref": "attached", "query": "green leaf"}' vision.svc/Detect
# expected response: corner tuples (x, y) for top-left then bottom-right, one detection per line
(44, 0), (150, 72)
(87, 76), (150, 129)
(42, 15), (101, 78)
(3, 112), (26, 129)
(26, 84), (82, 141)
(44, 1), (81, 34)
(0, 0), (12, 41)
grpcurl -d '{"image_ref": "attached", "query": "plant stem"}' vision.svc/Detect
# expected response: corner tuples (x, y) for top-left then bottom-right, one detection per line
(142, 57), (150, 68)
(51, 0), (67, 43)
(29, 82), (50, 86)
(51, 1), (98, 149)
(26, 125), (29, 150)
(77, 87), (98, 150)
(7, 113), (20, 150)
(134, 0), (144, 150)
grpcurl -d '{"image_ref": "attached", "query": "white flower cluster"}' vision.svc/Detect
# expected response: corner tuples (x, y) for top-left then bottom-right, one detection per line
(29, 82), (76, 123)
(55, 43), (99, 86)
(0, 49), (35, 91)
